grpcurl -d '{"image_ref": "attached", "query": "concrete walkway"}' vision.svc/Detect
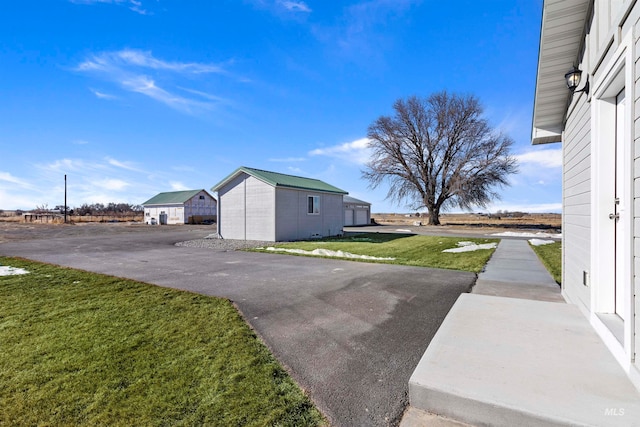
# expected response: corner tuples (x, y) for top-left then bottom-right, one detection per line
(473, 239), (564, 303)
(404, 239), (640, 427)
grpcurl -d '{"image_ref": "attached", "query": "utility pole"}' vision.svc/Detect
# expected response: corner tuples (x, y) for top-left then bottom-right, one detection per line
(64, 174), (67, 224)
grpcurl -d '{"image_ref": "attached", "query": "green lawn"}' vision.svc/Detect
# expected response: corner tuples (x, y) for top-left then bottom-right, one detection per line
(529, 241), (562, 284)
(253, 233), (498, 273)
(0, 257), (325, 426)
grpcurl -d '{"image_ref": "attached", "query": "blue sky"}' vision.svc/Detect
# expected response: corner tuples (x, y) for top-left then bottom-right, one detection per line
(0, 0), (560, 213)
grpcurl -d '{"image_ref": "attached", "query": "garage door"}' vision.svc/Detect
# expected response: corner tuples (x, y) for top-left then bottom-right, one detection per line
(355, 210), (367, 225)
(344, 209), (354, 226)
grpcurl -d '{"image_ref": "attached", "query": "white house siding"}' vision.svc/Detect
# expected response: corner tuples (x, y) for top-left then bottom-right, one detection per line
(275, 189), (343, 241)
(583, 0), (640, 386)
(633, 11), (640, 368)
(563, 94), (592, 312)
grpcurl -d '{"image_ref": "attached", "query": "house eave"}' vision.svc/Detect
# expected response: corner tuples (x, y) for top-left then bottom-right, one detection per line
(532, 125), (563, 145)
(531, 0), (590, 145)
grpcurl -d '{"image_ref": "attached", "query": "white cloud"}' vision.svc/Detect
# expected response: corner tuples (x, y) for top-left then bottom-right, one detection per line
(72, 139), (90, 145)
(309, 137), (371, 164)
(287, 166), (304, 174)
(170, 181), (190, 191)
(93, 178), (131, 191)
(269, 157), (307, 162)
(312, 0), (419, 59)
(248, 0), (311, 16)
(91, 89), (117, 100)
(69, 0), (150, 15)
(106, 157), (143, 172)
(1, 155), (204, 210)
(43, 158), (87, 173)
(0, 172), (32, 189)
(178, 87), (229, 103)
(121, 75), (208, 113)
(515, 148), (562, 169)
(76, 49), (229, 115)
(278, 1), (311, 12)
(112, 49), (225, 74)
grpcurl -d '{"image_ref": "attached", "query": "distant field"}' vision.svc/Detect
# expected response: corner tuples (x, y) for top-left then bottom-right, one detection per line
(372, 213), (562, 229)
(1, 210), (561, 230)
(0, 213), (144, 224)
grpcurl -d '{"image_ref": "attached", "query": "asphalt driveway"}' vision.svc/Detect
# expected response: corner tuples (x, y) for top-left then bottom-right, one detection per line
(0, 226), (475, 426)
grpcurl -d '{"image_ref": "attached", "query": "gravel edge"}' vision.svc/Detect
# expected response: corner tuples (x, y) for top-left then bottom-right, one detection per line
(175, 236), (275, 251)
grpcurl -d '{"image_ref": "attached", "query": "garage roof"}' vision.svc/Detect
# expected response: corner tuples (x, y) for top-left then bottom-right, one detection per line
(344, 195), (370, 206)
(531, 0), (590, 145)
(212, 166), (348, 195)
(142, 189), (212, 206)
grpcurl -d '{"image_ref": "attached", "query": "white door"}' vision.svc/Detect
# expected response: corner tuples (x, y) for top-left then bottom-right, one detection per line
(614, 89), (627, 320)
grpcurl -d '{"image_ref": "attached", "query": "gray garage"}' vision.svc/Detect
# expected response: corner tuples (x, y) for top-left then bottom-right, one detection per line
(343, 195), (371, 226)
(212, 166), (348, 241)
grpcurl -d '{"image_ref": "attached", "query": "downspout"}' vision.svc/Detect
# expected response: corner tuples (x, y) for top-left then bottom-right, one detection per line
(216, 192), (222, 239)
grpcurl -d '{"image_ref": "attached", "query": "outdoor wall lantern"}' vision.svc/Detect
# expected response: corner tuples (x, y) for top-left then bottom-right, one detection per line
(565, 66), (589, 95)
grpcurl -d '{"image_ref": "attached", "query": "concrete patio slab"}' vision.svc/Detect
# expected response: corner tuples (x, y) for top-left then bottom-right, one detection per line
(409, 294), (640, 427)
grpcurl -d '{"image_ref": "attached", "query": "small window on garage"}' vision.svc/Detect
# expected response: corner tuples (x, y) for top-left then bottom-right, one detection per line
(308, 195), (320, 214)
(199, 195), (205, 199)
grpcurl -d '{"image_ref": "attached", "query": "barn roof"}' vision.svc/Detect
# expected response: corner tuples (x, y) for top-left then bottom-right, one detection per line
(142, 189), (212, 206)
(212, 166), (348, 195)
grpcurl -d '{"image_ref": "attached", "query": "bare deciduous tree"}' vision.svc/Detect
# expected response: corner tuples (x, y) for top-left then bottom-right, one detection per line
(363, 92), (518, 225)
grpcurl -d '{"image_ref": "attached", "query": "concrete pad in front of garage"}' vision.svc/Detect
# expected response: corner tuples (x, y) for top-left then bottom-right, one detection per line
(0, 231), (476, 427)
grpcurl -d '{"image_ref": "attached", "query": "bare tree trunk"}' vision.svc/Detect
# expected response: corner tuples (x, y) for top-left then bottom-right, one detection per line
(427, 209), (440, 225)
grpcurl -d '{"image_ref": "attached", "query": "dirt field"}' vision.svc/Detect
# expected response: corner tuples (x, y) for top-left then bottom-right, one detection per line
(372, 213), (561, 230)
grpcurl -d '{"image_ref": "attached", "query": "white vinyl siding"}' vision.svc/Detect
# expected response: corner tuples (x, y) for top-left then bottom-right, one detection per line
(217, 173), (275, 240)
(275, 190), (343, 241)
(563, 87), (592, 312)
(218, 173), (249, 239)
(246, 176), (275, 241)
(216, 168), (345, 242)
(633, 14), (640, 362)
